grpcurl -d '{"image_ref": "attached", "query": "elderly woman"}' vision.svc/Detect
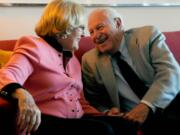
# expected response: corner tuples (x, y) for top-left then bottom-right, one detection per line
(0, 0), (114, 135)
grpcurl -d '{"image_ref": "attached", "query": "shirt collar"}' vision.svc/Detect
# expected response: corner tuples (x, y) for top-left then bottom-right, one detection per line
(42, 36), (72, 58)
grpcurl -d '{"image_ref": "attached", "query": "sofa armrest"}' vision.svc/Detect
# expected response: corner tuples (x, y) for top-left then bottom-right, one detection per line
(0, 40), (16, 51)
(0, 98), (18, 135)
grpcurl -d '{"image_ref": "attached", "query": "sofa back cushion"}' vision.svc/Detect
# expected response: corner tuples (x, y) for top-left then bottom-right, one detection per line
(0, 40), (15, 68)
(163, 31), (180, 64)
(0, 49), (13, 68)
(0, 40), (16, 51)
(77, 32), (180, 64)
(0, 31), (180, 64)
(75, 36), (95, 62)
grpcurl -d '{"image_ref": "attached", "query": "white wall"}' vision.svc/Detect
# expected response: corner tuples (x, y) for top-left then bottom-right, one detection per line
(0, 6), (180, 40)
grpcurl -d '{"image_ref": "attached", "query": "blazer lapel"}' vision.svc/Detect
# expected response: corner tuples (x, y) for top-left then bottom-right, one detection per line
(125, 33), (154, 83)
(97, 54), (120, 107)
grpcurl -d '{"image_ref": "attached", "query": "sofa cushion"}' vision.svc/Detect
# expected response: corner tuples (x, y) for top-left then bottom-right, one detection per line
(163, 31), (180, 64)
(75, 37), (95, 63)
(0, 40), (16, 51)
(0, 49), (13, 68)
(76, 32), (180, 64)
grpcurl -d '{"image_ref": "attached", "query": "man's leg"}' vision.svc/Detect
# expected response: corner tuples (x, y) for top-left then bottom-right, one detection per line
(83, 115), (138, 135)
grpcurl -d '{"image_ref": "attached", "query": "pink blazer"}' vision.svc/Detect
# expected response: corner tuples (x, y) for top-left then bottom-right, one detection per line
(0, 35), (84, 118)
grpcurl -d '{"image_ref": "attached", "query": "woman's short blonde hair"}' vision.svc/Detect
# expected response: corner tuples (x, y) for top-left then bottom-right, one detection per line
(35, 0), (84, 37)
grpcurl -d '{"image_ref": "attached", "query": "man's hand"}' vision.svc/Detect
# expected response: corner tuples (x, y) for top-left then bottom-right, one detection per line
(122, 103), (150, 125)
(12, 88), (41, 133)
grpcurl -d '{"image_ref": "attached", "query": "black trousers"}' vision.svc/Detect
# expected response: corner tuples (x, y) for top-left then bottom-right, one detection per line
(141, 110), (180, 135)
(31, 114), (138, 135)
(142, 93), (180, 135)
(83, 115), (138, 135)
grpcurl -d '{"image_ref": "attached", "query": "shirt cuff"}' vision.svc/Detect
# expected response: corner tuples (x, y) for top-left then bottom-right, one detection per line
(141, 100), (156, 113)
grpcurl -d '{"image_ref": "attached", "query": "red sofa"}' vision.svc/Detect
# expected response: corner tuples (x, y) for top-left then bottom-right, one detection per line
(0, 31), (180, 135)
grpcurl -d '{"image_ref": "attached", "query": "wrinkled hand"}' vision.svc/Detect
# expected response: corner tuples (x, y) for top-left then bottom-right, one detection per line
(12, 88), (41, 133)
(122, 103), (150, 126)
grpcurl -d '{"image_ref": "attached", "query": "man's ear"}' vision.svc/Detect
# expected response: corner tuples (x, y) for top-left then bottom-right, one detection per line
(114, 17), (122, 29)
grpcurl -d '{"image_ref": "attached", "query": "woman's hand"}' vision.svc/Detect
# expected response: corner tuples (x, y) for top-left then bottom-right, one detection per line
(12, 88), (41, 133)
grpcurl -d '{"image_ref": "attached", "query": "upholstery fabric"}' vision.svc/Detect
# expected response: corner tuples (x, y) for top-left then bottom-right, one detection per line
(164, 31), (180, 63)
(0, 49), (13, 68)
(0, 31), (180, 135)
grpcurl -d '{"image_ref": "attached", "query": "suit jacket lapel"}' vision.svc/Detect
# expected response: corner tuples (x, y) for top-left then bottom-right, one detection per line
(125, 32), (154, 83)
(97, 54), (120, 107)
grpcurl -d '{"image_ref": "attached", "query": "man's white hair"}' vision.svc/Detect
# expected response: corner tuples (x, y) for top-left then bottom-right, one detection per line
(89, 8), (124, 30)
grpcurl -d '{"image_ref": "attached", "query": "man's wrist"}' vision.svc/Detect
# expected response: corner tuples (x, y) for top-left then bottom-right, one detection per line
(141, 100), (156, 113)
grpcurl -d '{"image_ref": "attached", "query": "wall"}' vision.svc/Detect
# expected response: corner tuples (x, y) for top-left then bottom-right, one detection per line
(0, 5), (180, 40)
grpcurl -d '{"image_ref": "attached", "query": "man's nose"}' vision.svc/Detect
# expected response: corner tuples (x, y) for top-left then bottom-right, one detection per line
(92, 31), (101, 39)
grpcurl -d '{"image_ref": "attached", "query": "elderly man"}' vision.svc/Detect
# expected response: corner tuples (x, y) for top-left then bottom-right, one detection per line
(82, 8), (180, 135)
